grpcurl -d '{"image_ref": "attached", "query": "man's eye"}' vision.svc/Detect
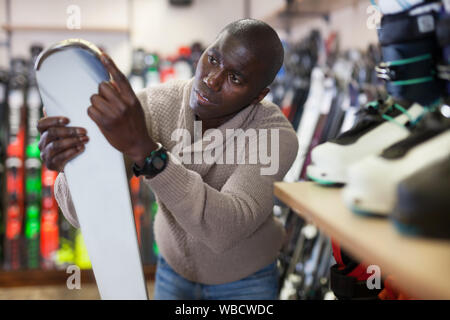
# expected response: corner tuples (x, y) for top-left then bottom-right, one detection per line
(229, 74), (241, 85)
(208, 55), (218, 65)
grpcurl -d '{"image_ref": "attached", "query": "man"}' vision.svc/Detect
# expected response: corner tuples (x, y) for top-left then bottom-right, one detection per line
(38, 19), (299, 299)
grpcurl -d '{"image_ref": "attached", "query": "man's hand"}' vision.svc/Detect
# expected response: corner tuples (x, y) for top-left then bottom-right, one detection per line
(38, 117), (89, 172)
(88, 52), (157, 166)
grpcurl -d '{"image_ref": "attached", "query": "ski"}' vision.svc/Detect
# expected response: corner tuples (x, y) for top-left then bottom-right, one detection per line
(0, 68), (9, 266)
(24, 45), (44, 269)
(4, 59), (28, 270)
(36, 39), (147, 299)
(129, 48), (147, 92)
(40, 166), (59, 269)
(284, 67), (326, 183)
(299, 76), (338, 180)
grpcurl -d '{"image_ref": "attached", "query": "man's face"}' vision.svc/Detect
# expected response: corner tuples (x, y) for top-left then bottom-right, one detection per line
(189, 32), (268, 120)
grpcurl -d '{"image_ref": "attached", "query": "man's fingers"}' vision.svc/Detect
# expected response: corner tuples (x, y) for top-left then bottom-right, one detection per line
(45, 126), (87, 142)
(90, 94), (121, 118)
(87, 105), (108, 129)
(100, 53), (133, 94)
(38, 126), (87, 154)
(37, 116), (69, 133)
(40, 133), (88, 171)
(110, 80), (120, 92)
(100, 52), (122, 80)
(98, 82), (127, 113)
(50, 145), (85, 172)
(46, 136), (89, 159)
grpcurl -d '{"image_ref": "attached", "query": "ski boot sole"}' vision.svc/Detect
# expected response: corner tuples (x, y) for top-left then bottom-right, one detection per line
(306, 164), (346, 186)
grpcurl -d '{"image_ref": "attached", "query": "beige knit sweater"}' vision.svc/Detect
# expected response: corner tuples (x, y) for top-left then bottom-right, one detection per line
(54, 78), (299, 285)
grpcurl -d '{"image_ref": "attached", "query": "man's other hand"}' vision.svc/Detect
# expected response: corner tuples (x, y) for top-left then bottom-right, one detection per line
(37, 117), (89, 172)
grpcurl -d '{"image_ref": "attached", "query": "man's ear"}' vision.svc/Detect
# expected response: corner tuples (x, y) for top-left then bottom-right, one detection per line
(251, 87), (270, 105)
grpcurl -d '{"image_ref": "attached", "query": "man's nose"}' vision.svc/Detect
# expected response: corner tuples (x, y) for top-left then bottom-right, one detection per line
(203, 69), (224, 92)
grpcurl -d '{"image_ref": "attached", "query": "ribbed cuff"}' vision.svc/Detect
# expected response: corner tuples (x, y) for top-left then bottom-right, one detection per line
(144, 152), (196, 204)
(54, 172), (81, 229)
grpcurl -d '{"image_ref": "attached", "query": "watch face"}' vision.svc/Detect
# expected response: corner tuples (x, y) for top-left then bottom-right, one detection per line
(153, 156), (165, 170)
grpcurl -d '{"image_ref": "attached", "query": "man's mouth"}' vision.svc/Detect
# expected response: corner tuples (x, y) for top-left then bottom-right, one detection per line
(195, 89), (217, 106)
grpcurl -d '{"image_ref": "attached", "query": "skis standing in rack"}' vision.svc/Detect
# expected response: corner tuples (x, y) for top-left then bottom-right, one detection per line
(4, 59), (28, 270)
(40, 166), (59, 269)
(25, 45), (44, 269)
(0, 69), (9, 266)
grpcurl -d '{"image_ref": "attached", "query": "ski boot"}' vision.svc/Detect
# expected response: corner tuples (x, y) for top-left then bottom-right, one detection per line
(377, 0), (427, 15)
(391, 155), (450, 239)
(343, 107), (450, 216)
(436, 0), (450, 101)
(307, 99), (425, 185)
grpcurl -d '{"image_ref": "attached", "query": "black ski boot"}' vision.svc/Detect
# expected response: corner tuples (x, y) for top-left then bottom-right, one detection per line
(392, 154), (450, 239)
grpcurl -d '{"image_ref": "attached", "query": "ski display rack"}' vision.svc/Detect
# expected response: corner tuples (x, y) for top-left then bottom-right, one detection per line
(270, 30), (386, 300)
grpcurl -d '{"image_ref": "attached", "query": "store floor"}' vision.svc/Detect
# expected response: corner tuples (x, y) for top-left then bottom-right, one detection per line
(0, 281), (155, 300)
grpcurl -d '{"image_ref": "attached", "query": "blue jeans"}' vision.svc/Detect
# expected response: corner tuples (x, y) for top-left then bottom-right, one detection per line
(153, 255), (279, 300)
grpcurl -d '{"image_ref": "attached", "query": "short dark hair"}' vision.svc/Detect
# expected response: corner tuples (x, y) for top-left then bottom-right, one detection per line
(220, 19), (284, 89)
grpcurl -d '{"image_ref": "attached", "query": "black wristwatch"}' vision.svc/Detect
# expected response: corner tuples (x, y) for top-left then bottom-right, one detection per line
(132, 143), (168, 178)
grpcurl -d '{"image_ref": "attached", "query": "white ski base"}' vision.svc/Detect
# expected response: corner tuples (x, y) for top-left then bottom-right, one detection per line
(35, 40), (148, 300)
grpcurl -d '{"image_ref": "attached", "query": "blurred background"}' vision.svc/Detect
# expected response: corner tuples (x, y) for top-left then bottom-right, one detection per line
(0, 0), (382, 299)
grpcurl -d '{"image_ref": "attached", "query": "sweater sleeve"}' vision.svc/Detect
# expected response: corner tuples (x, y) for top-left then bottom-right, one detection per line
(54, 172), (80, 228)
(144, 126), (299, 254)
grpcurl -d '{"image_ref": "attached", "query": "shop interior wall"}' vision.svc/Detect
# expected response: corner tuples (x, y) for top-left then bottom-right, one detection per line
(0, 0), (283, 72)
(0, 0), (378, 74)
(277, 0), (379, 51)
(131, 0), (285, 56)
(0, 0), (131, 70)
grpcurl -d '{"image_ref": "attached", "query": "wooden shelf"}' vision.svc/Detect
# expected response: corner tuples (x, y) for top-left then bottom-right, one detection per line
(0, 264), (155, 288)
(2, 25), (129, 33)
(274, 182), (450, 300)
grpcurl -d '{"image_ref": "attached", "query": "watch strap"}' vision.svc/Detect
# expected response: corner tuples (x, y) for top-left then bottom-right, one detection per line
(132, 143), (168, 178)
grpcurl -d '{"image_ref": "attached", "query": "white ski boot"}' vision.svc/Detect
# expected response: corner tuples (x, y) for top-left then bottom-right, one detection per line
(307, 100), (425, 184)
(343, 107), (450, 216)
